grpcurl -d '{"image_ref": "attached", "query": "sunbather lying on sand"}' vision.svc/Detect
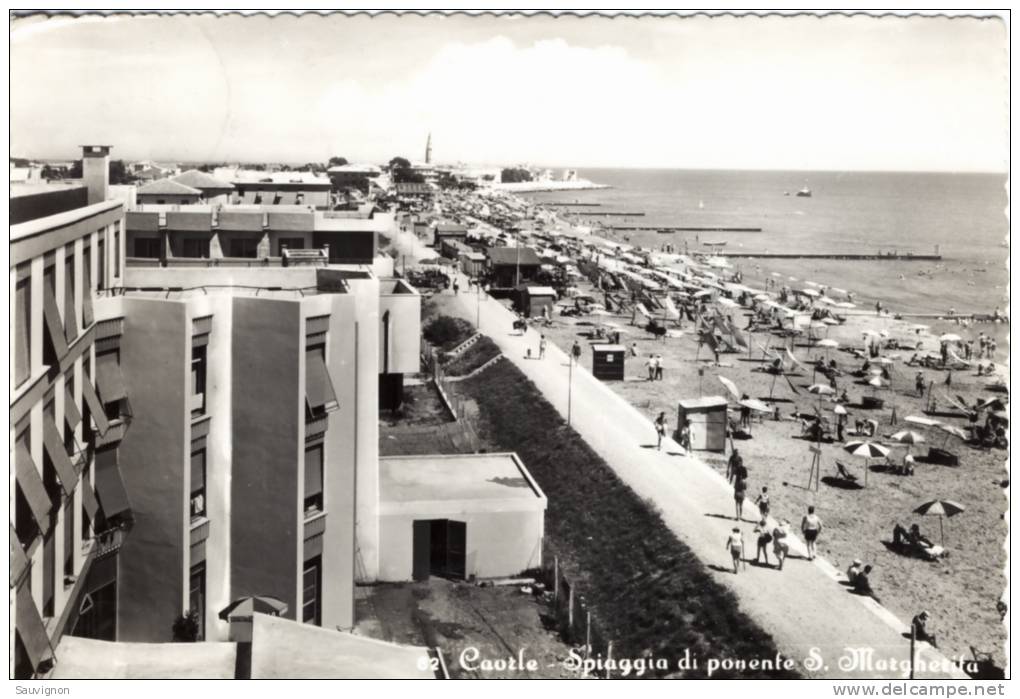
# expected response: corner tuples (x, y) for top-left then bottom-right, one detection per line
(892, 523), (948, 560)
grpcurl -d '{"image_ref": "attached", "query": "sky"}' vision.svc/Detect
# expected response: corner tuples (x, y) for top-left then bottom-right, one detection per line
(9, 12), (1009, 172)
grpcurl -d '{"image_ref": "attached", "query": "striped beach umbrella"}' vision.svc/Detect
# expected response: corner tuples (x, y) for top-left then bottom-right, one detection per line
(913, 499), (965, 545)
(890, 429), (926, 456)
(843, 440), (890, 486)
(218, 595), (289, 621)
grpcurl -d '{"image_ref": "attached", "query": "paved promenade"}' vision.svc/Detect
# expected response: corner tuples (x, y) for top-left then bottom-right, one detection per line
(393, 228), (965, 679)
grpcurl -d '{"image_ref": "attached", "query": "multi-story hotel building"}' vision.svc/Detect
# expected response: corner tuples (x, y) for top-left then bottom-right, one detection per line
(11, 146), (544, 679)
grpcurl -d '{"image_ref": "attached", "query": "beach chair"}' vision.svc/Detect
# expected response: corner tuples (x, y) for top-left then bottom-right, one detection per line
(835, 461), (858, 482)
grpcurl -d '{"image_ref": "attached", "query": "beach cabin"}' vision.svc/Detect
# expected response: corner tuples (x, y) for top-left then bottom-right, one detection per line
(520, 285), (557, 319)
(432, 222), (469, 250)
(591, 344), (626, 381)
(377, 453), (547, 582)
(486, 246), (542, 287)
(677, 396), (729, 452)
(459, 251), (487, 277)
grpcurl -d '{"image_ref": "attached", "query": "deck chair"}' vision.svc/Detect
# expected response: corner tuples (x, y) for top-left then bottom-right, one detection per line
(832, 457), (856, 479)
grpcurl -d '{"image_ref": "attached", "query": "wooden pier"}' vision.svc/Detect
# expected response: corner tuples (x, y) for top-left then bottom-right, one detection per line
(613, 225), (762, 232)
(712, 252), (942, 261)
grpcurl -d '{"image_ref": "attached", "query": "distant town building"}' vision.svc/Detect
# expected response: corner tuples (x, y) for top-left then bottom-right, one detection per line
(136, 178), (203, 206)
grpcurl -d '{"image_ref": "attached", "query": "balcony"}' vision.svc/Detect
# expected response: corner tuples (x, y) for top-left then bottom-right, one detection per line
(93, 525), (129, 560)
(95, 418), (128, 449)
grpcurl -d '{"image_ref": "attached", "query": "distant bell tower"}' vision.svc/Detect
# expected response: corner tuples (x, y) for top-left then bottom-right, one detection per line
(425, 132), (432, 165)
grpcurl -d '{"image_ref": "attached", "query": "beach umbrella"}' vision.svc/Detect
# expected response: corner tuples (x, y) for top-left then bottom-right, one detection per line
(938, 333), (962, 343)
(718, 375), (741, 401)
(913, 499), (965, 545)
(805, 281), (820, 287)
(219, 595), (288, 622)
(843, 440), (890, 486)
(890, 429), (926, 456)
(817, 338), (839, 349)
(935, 423), (968, 448)
(808, 384), (836, 397)
(754, 293), (770, 302)
(878, 357), (895, 365)
(905, 415), (940, 427)
(868, 376), (887, 391)
(740, 398), (773, 413)
(835, 301), (857, 309)
(717, 297), (740, 309)
(771, 272), (783, 277)
(821, 317), (840, 326)
(800, 288), (820, 297)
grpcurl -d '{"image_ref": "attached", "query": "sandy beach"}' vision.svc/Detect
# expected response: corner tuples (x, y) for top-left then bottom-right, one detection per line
(531, 271), (1008, 667)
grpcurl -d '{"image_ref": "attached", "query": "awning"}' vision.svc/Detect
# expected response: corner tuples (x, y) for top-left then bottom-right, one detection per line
(65, 379), (82, 429)
(305, 348), (339, 415)
(16, 580), (54, 673)
(81, 377), (110, 436)
(10, 524), (30, 587)
(94, 448), (132, 520)
(43, 417), (78, 494)
(80, 475), (99, 522)
(43, 283), (69, 359)
(96, 351), (128, 403)
(15, 441), (54, 532)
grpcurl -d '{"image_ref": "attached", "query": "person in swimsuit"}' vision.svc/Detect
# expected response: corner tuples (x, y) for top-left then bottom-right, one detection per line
(725, 527), (745, 574)
(801, 505), (823, 560)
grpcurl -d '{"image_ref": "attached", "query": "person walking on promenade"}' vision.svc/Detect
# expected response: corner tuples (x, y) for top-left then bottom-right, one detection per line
(773, 521), (790, 570)
(727, 448), (745, 484)
(725, 527), (745, 574)
(654, 354), (664, 380)
(915, 371), (926, 397)
(678, 421), (691, 455)
(645, 354), (656, 381)
(571, 340), (582, 364)
(733, 476), (748, 522)
(654, 411), (667, 451)
(539, 334), (547, 359)
(755, 486), (770, 520)
(801, 505), (823, 560)
(754, 519), (772, 566)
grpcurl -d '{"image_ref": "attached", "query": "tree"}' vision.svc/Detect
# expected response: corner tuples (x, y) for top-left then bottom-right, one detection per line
(327, 156), (348, 168)
(388, 156), (411, 171)
(500, 167), (533, 184)
(171, 610), (200, 642)
(109, 160), (131, 185)
(68, 160), (83, 178)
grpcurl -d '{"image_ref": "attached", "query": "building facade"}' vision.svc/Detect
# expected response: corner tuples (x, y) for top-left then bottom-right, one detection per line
(10, 145), (129, 678)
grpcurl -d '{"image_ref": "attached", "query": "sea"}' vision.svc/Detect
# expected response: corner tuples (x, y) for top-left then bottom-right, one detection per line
(522, 169), (1009, 324)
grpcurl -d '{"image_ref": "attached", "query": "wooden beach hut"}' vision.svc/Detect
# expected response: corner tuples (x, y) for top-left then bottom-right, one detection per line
(591, 344), (626, 381)
(677, 396), (729, 452)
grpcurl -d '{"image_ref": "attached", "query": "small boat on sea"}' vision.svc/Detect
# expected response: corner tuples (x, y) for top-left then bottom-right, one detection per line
(703, 241), (727, 247)
(796, 186), (812, 198)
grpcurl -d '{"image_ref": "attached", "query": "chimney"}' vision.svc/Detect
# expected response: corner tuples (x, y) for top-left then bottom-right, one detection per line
(81, 145), (112, 205)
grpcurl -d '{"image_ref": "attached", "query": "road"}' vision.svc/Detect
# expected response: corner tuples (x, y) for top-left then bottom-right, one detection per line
(392, 225), (965, 679)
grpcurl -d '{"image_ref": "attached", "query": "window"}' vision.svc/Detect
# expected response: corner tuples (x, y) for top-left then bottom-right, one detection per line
(190, 345), (207, 417)
(279, 237), (304, 254)
(305, 341), (339, 419)
(43, 262), (59, 368)
(14, 274), (31, 388)
(302, 557), (321, 625)
(42, 525), (56, 617)
(63, 497), (75, 577)
(304, 444), (324, 516)
(113, 227), (120, 277)
(190, 449), (206, 519)
(181, 238), (210, 259)
(156, 199), (166, 205)
(228, 237), (258, 258)
(189, 563), (206, 641)
(134, 237), (160, 259)
(97, 238), (106, 290)
(64, 246), (78, 342)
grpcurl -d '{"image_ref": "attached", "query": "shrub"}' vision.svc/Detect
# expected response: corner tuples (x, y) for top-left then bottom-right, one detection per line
(171, 610), (200, 642)
(423, 315), (473, 350)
